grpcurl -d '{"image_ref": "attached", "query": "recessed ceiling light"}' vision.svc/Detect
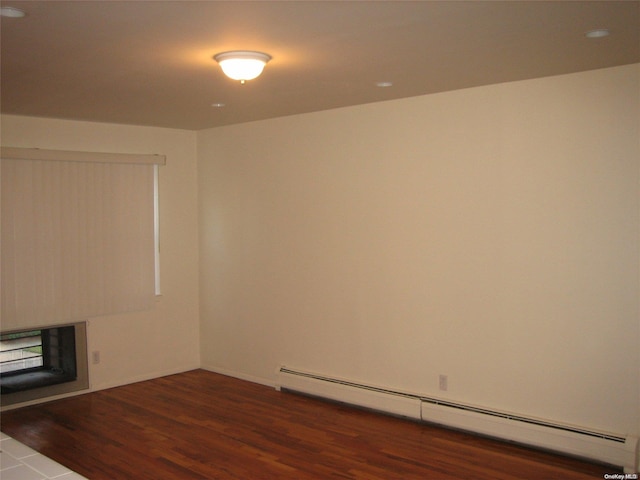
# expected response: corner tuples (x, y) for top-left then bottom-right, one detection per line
(585, 29), (610, 39)
(0, 6), (26, 18)
(211, 103), (226, 108)
(375, 81), (393, 88)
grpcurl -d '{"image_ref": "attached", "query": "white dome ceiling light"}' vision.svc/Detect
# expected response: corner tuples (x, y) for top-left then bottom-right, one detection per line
(214, 51), (272, 84)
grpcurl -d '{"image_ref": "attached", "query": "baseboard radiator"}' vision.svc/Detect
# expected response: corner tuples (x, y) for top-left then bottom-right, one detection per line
(276, 366), (638, 473)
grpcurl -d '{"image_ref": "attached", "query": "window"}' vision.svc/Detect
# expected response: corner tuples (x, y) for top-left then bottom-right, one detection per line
(0, 327), (77, 393)
(0, 323), (89, 406)
(0, 330), (44, 374)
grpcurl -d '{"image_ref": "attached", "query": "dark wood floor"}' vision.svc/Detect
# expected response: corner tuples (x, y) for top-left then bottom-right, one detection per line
(1, 369), (620, 479)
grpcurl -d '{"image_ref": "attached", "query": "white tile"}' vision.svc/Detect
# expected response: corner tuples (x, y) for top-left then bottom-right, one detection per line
(1, 431), (11, 440)
(1, 450), (23, 470)
(0, 437), (87, 480)
(1, 439), (38, 459)
(0, 464), (46, 480)
(52, 472), (89, 480)
(21, 454), (71, 478)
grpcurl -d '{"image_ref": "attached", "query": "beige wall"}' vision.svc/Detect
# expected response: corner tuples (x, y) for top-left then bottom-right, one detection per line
(1, 64), (637, 438)
(198, 64), (639, 437)
(1, 115), (200, 392)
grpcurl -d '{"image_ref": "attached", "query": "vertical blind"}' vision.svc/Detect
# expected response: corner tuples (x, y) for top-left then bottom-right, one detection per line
(1, 147), (165, 330)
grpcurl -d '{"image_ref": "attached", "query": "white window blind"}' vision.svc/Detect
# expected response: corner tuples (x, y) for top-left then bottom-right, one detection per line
(1, 147), (165, 330)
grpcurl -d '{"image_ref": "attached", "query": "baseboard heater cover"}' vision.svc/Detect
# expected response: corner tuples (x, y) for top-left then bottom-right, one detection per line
(276, 367), (421, 420)
(420, 399), (637, 473)
(276, 366), (638, 473)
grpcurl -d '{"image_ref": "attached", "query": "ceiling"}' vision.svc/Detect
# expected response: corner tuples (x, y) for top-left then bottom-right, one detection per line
(1, 1), (638, 131)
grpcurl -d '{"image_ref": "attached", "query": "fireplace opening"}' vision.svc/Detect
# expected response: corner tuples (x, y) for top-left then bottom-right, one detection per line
(0, 322), (89, 406)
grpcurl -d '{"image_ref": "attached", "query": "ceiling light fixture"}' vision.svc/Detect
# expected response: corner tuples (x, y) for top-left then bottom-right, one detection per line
(585, 29), (610, 38)
(0, 6), (26, 17)
(214, 51), (271, 84)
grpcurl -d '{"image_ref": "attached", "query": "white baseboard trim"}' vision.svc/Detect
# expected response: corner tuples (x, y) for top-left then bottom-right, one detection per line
(1, 364), (201, 411)
(90, 363), (201, 392)
(200, 365), (274, 388)
(1, 387), (91, 412)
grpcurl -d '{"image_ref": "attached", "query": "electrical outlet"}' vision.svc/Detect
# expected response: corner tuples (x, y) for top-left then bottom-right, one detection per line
(92, 351), (101, 365)
(439, 374), (448, 391)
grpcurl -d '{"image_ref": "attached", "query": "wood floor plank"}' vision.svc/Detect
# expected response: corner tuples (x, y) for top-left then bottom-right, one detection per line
(0, 369), (622, 479)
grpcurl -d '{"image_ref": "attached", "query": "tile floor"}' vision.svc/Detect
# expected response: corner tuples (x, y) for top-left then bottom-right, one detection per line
(0, 432), (87, 480)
